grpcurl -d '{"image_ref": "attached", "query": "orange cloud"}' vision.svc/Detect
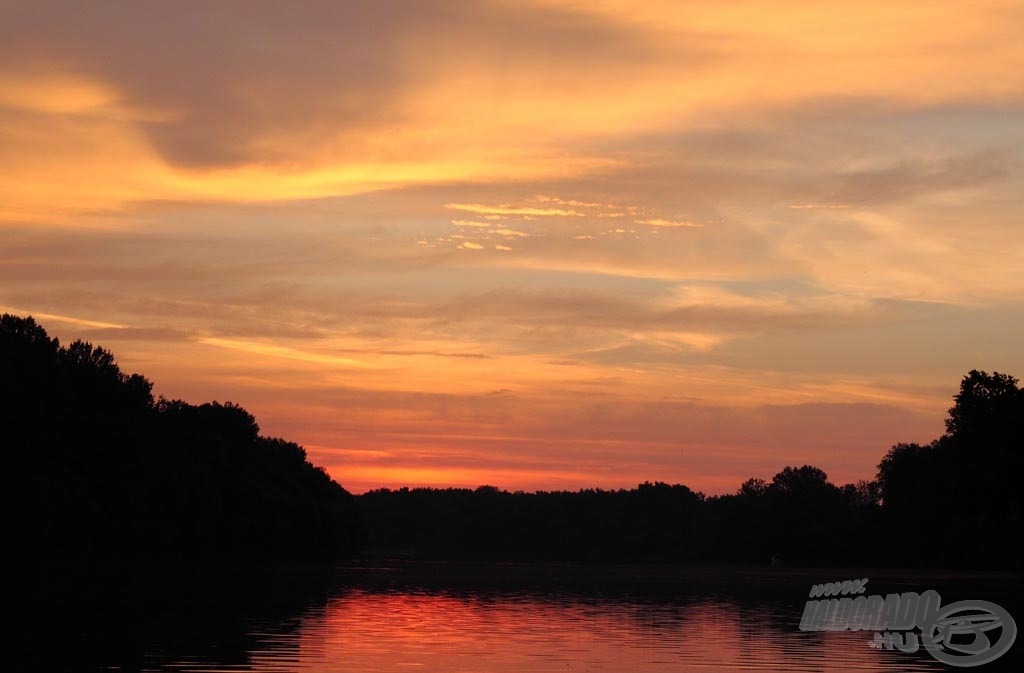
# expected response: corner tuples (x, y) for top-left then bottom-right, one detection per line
(2, 0), (1021, 495)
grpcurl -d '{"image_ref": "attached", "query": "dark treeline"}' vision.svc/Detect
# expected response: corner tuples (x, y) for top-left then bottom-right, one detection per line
(358, 370), (1022, 569)
(5, 313), (1020, 568)
(3, 314), (360, 558)
(358, 473), (876, 565)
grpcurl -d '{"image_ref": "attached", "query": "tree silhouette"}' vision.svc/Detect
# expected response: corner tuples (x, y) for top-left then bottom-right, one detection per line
(945, 369), (1022, 441)
(3, 313), (360, 559)
(877, 370), (1022, 567)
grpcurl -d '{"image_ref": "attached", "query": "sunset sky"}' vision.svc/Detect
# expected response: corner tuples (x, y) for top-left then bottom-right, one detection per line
(3, 1), (1022, 493)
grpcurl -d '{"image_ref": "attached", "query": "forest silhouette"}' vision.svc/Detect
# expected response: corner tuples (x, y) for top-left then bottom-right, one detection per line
(4, 314), (1020, 567)
(4, 314), (360, 558)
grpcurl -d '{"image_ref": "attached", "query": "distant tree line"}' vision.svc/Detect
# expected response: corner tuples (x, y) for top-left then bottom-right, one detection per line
(3, 314), (360, 558)
(5, 313), (1020, 568)
(358, 370), (1022, 569)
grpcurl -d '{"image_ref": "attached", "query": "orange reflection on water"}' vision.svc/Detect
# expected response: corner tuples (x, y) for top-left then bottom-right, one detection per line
(287, 590), (943, 673)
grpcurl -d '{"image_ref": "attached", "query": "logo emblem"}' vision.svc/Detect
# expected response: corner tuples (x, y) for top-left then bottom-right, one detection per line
(922, 600), (1017, 667)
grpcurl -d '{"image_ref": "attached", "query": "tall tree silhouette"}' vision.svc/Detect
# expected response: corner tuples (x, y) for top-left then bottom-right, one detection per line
(3, 314), (360, 559)
(878, 370), (1022, 567)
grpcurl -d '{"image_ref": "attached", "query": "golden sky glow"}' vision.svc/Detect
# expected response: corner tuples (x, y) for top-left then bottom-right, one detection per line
(2, 1), (1022, 493)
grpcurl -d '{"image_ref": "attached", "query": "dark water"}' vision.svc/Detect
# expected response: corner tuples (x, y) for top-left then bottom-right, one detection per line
(15, 562), (1021, 672)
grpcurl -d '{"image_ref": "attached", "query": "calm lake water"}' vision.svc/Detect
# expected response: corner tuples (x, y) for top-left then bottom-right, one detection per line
(16, 562), (1021, 672)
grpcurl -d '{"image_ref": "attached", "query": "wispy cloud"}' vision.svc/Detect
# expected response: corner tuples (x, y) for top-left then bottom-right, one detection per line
(636, 218), (703, 228)
(198, 337), (377, 368)
(446, 203), (585, 217)
(0, 307), (127, 330)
